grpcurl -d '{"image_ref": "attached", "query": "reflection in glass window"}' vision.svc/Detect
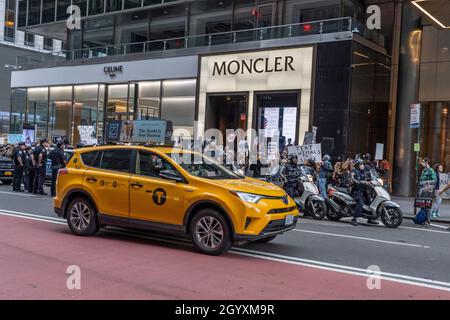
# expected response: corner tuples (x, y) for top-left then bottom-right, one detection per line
(11, 89), (27, 134)
(73, 85), (99, 144)
(148, 5), (186, 50)
(256, 93), (299, 144)
(83, 17), (114, 48)
(28, 88), (49, 140)
(18, 0), (27, 27)
(161, 79), (196, 134)
(124, 0), (141, 10)
(27, 0), (41, 25)
(105, 0), (122, 12)
(57, 0), (71, 21)
(137, 81), (160, 120)
(42, 0), (56, 23)
(49, 86), (73, 143)
(137, 151), (175, 177)
(88, 0), (104, 15)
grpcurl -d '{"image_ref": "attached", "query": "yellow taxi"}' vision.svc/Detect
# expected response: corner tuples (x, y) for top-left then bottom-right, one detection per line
(54, 145), (299, 255)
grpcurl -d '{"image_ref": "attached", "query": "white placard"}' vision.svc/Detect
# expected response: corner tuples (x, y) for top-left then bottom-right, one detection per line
(288, 144), (322, 163)
(410, 103), (421, 128)
(375, 143), (384, 160)
(440, 173), (450, 199)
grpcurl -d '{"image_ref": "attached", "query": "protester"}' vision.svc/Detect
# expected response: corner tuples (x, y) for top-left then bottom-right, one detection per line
(318, 154), (333, 198)
(431, 164), (444, 219)
(418, 157), (437, 225)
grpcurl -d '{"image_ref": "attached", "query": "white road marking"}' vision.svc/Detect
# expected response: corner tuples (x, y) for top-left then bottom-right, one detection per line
(293, 228), (430, 248)
(400, 225), (450, 234)
(431, 223), (449, 229)
(230, 248), (450, 292)
(0, 190), (49, 198)
(1, 209), (450, 292)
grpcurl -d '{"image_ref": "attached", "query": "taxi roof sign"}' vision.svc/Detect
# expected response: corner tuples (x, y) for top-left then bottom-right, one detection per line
(106, 120), (173, 145)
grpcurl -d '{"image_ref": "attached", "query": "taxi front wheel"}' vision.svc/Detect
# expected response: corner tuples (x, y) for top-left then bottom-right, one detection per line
(190, 209), (232, 255)
(66, 197), (99, 236)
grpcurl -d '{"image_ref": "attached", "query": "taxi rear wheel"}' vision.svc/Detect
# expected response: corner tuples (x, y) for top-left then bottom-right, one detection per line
(66, 197), (99, 236)
(190, 209), (231, 256)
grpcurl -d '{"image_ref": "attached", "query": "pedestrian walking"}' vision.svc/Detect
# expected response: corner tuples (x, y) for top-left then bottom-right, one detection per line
(33, 138), (49, 195)
(12, 142), (26, 192)
(418, 157), (437, 225)
(49, 140), (67, 197)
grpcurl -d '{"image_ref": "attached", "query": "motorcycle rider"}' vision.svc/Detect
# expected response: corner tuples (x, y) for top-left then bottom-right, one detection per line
(282, 154), (302, 198)
(350, 158), (379, 226)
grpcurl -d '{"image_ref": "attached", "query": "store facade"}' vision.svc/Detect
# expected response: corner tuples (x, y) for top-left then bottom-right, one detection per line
(10, 55), (198, 144)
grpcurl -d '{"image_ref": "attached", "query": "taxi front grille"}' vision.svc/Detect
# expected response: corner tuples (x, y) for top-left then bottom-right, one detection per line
(268, 206), (297, 214)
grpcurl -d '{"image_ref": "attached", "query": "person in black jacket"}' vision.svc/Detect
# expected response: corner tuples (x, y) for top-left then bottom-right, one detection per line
(49, 140), (67, 197)
(23, 146), (35, 193)
(12, 142), (26, 192)
(33, 139), (49, 195)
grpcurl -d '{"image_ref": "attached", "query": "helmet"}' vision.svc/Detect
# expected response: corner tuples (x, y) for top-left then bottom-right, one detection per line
(354, 158), (364, 166)
(323, 154), (331, 162)
(364, 153), (372, 161)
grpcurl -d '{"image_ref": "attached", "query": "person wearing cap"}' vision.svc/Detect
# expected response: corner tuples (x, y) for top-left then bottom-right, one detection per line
(33, 138), (49, 195)
(350, 158), (379, 226)
(318, 154), (333, 198)
(49, 140), (67, 197)
(12, 142), (26, 192)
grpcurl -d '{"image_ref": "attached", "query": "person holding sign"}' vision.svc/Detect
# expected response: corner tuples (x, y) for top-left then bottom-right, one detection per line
(318, 155), (333, 198)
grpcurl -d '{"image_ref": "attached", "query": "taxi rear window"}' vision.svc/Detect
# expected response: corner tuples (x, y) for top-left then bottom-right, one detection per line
(80, 151), (97, 166)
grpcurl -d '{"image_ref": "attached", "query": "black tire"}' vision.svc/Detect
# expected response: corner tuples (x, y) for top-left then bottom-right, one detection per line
(308, 200), (326, 220)
(190, 208), (232, 255)
(66, 197), (99, 236)
(380, 207), (403, 228)
(1, 180), (12, 185)
(254, 235), (277, 243)
(326, 206), (341, 221)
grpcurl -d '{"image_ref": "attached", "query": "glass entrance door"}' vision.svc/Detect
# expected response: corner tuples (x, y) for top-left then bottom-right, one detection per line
(106, 84), (135, 122)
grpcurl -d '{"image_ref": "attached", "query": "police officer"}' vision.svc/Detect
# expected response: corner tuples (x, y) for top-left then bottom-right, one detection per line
(49, 140), (67, 197)
(23, 146), (34, 193)
(12, 142), (26, 192)
(33, 138), (49, 195)
(350, 159), (379, 226)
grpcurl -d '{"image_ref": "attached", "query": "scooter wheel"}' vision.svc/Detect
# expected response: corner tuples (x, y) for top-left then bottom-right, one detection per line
(308, 200), (326, 220)
(326, 208), (341, 221)
(381, 207), (403, 228)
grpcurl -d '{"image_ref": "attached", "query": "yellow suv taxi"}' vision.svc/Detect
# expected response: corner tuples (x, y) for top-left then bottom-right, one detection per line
(54, 145), (298, 255)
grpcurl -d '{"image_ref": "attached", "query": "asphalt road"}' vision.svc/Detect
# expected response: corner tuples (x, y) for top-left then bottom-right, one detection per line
(0, 183), (450, 299)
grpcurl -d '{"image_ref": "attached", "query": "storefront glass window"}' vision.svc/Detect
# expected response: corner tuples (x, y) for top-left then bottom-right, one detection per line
(105, 0), (123, 12)
(124, 0), (141, 9)
(10, 89), (27, 134)
(256, 93), (299, 144)
(83, 17), (114, 48)
(56, 0), (71, 21)
(27, 87), (49, 141)
(42, 0), (56, 23)
(161, 79), (196, 133)
(18, 0), (27, 28)
(116, 10), (149, 51)
(73, 85), (99, 144)
(148, 5), (186, 50)
(88, 0), (104, 16)
(98, 85), (105, 142)
(137, 81), (160, 120)
(72, 0), (87, 17)
(107, 84), (130, 121)
(27, 0), (41, 25)
(49, 86), (73, 143)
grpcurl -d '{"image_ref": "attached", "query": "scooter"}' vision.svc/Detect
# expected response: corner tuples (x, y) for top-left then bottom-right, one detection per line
(326, 178), (403, 228)
(291, 174), (327, 220)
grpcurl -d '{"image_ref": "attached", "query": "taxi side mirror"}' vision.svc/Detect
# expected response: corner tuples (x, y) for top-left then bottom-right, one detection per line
(159, 169), (183, 182)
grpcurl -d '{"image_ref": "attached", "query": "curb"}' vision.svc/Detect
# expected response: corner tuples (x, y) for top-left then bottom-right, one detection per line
(403, 215), (450, 225)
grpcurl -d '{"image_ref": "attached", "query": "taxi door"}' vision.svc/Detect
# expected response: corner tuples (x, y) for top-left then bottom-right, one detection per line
(82, 149), (132, 218)
(129, 151), (185, 225)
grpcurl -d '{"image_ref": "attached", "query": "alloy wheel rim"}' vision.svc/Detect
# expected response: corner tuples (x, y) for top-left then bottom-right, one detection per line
(195, 216), (224, 249)
(70, 202), (91, 231)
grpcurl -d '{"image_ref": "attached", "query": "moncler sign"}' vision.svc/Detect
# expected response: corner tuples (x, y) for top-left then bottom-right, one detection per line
(212, 56), (295, 76)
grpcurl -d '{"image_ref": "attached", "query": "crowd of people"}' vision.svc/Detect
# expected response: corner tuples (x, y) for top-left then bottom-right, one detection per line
(1, 138), (69, 197)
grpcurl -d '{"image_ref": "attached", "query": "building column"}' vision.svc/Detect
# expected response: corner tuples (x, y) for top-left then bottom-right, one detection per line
(392, 4), (422, 196)
(430, 102), (447, 165)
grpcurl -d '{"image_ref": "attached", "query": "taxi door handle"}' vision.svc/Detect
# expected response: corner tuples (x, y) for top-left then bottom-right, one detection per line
(131, 182), (144, 188)
(86, 177), (97, 183)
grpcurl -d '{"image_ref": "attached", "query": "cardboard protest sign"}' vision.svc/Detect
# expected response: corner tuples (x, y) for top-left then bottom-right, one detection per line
(288, 144), (322, 162)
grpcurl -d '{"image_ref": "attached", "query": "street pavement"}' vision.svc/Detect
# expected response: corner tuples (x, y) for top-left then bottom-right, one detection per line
(0, 183), (450, 299)
(393, 196), (450, 222)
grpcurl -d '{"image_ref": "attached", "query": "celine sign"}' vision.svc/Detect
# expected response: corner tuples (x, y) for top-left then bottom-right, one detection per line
(103, 65), (123, 77)
(212, 56), (295, 76)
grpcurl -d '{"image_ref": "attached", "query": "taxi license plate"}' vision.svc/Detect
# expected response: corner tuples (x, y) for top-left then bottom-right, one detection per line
(4, 171), (12, 176)
(284, 215), (294, 226)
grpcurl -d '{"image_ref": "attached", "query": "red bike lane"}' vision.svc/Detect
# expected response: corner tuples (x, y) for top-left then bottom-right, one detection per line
(0, 214), (449, 300)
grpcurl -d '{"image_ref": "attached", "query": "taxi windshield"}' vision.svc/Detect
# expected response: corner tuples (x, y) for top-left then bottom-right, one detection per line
(166, 153), (241, 180)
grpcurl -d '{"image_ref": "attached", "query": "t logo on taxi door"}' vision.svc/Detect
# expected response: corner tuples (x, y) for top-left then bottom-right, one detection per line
(152, 188), (167, 205)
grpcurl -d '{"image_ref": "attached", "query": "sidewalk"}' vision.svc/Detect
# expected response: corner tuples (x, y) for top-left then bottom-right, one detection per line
(392, 196), (450, 223)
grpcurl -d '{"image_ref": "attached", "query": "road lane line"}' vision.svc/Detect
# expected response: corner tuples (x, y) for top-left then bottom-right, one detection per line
(2, 209), (450, 292)
(230, 248), (450, 292)
(293, 228), (430, 248)
(0, 190), (50, 198)
(400, 225), (450, 234)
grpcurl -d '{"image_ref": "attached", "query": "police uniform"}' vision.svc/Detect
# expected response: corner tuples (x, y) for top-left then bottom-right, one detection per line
(350, 167), (369, 220)
(33, 144), (48, 195)
(49, 145), (66, 197)
(12, 144), (26, 191)
(24, 149), (35, 193)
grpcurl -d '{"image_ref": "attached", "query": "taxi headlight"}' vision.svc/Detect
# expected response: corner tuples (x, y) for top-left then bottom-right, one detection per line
(232, 191), (263, 204)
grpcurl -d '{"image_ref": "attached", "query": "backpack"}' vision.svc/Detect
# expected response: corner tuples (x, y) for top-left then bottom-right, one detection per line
(413, 208), (427, 225)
